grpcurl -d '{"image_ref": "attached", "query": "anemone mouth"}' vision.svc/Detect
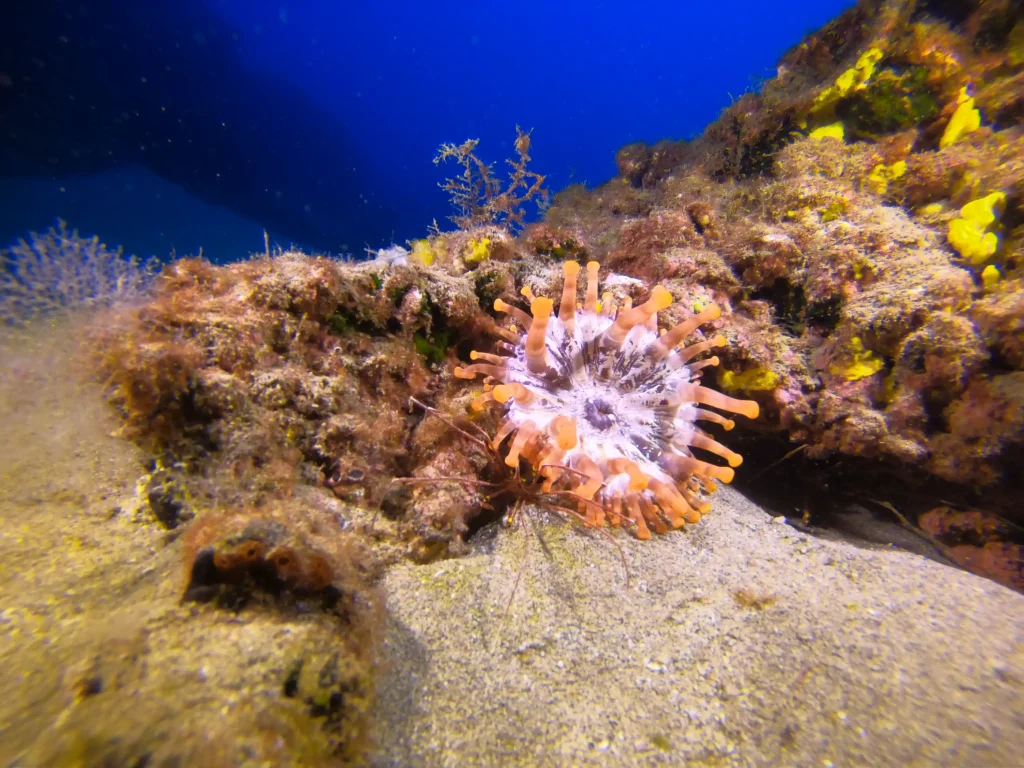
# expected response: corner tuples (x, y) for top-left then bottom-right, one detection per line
(459, 261), (760, 539)
(583, 397), (616, 430)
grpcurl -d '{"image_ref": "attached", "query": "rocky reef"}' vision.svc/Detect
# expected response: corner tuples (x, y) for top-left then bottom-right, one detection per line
(78, 0), (1024, 587)
(2, 0), (1024, 764)
(546, 0), (1024, 499)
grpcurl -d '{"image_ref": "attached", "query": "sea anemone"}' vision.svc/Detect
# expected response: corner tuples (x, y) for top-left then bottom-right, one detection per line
(455, 261), (760, 539)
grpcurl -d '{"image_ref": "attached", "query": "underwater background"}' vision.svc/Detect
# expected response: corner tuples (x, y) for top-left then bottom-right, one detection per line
(2, 0), (850, 259)
(2, 0), (1024, 766)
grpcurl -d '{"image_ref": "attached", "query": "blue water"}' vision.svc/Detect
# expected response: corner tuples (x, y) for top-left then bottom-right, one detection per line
(1, 0), (852, 262)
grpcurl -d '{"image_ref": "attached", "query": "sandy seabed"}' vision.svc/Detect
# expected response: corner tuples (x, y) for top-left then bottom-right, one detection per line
(1, 327), (1021, 767)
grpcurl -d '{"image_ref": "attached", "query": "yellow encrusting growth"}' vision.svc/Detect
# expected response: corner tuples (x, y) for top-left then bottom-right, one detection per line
(806, 46), (885, 131)
(981, 264), (1001, 290)
(806, 46), (883, 141)
(410, 239), (436, 266)
(465, 237), (492, 266)
(940, 86), (981, 149)
(947, 191), (1006, 264)
(719, 367), (779, 392)
(813, 47), (885, 111)
(456, 261), (760, 539)
(830, 337), (885, 381)
(866, 160), (907, 196)
(838, 48), (884, 92)
(809, 122), (846, 141)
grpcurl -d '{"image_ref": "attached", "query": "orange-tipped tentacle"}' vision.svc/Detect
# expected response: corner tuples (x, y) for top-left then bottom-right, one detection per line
(505, 421), (538, 467)
(454, 363), (508, 381)
(519, 431), (547, 464)
(540, 465), (563, 492)
(679, 486), (711, 521)
(584, 261), (600, 312)
(548, 415), (578, 450)
(469, 350), (508, 366)
(688, 356), (720, 375)
(470, 391), (496, 411)
(680, 383), (761, 420)
(685, 432), (744, 467)
(535, 441), (566, 471)
(659, 452), (735, 484)
(639, 495), (668, 535)
(678, 335), (727, 363)
(581, 494), (606, 527)
(600, 292), (615, 316)
(492, 382), (536, 405)
(603, 286), (673, 347)
(605, 458), (648, 491)
(559, 261), (580, 334)
(648, 479), (693, 528)
(694, 408), (735, 430)
(648, 304), (722, 360)
(489, 319), (521, 343)
(573, 455), (604, 500)
(525, 296), (554, 374)
(608, 494), (625, 527)
(494, 298), (532, 330)
(625, 493), (651, 540)
(490, 418), (518, 451)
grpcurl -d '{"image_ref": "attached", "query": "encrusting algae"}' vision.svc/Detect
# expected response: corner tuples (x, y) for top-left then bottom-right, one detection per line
(455, 261), (759, 540)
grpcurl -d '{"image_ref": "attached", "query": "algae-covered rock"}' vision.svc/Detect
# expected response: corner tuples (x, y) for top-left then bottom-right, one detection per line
(537, 0), (1024, 502)
(0, 328), (382, 766)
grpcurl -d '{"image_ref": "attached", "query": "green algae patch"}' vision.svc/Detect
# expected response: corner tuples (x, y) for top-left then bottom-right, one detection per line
(844, 67), (939, 136)
(414, 328), (456, 366)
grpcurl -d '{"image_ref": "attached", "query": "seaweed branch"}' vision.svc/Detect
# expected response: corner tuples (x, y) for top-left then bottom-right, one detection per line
(433, 126), (550, 231)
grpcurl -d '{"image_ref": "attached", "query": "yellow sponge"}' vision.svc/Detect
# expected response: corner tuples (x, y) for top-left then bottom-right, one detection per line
(940, 87), (981, 149)
(948, 191), (1006, 264)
